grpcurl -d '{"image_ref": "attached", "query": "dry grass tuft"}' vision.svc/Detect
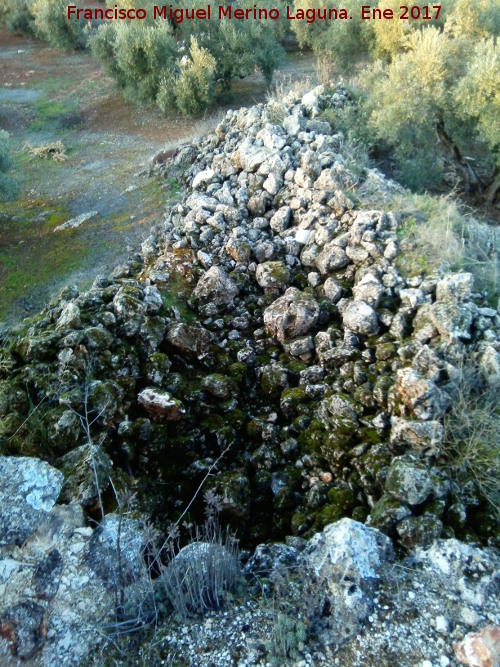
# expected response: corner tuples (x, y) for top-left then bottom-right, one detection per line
(443, 364), (500, 519)
(377, 191), (500, 299)
(23, 140), (67, 162)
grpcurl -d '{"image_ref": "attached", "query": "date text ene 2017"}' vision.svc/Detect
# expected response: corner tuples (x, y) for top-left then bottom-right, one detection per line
(362, 5), (441, 20)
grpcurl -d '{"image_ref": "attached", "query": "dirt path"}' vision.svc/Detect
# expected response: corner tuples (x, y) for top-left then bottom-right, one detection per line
(0, 27), (315, 324)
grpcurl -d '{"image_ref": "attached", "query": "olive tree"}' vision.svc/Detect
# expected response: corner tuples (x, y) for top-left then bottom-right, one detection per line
(361, 28), (454, 189)
(290, 0), (374, 72)
(91, 22), (177, 104)
(32, 0), (86, 49)
(454, 38), (500, 202)
(0, 0), (35, 36)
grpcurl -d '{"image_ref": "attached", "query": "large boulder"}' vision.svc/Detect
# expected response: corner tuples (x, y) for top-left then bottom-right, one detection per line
(395, 368), (450, 420)
(263, 287), (320, 343)
(193, 266), (239, 307)
(166, 323), (212, 360)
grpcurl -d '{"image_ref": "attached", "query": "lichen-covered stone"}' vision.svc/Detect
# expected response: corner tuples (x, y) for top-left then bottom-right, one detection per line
(193, 266), (239, 306)
(315, 242), (349, 275)
(390, 417), (444, 455)
(84, 326), (113, 352)
(56, 302), (81, 331)
(395, 368), (450, 420)
(368, 493), (412, 532)
(385, 455), (433, 506)
(255, 261), (290, 290)
(0, 457), (63, 546)
(203, 374), (235, 399)
(342, 301), (379, 336)
(57, 444), (112, 509)
(436, 272), (474, 303)
(299, 519), (393, 645)
(396, 514), (443, 549)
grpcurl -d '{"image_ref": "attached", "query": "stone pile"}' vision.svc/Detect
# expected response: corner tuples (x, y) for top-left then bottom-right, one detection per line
(0, 84), (499, 665)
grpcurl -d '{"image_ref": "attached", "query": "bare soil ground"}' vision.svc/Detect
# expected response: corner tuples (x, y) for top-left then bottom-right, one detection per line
(0, 27), (314, 324)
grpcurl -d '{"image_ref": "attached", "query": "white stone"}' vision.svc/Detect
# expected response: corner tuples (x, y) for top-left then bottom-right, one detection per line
(436, 615), (449, 633)
(192, 168), (217, 190)
(295, 229), (311, 245)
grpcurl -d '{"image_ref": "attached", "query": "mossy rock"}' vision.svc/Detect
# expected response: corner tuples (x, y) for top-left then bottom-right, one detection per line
(368, 492), (411, 532)
(88, 381), (119, 423)
(372, 375), (393, 407)
(48, 408), (80, 451)
(16, 330), (62, 362)
(57, 444), (113, 509)
(291, 509), (311, 535)
(385, 455), (433, 506)
(280, 386), (309, 418)
(273, 486), (301, 536)
(355, 444), (393, 495)
(309, 396), (362, 467)
(229, 362), (246, 383)
(145, 353), (172, 386)
(226, 409), (246, 429)
(0, 413), (27, 454)
(357, 427), (381, 446)
(201, 413), (224, 434)
(139, 316), (167, 354)
(375, 342), (396, 361)
(247, 418), (265, 441)
(313, 497), (356, 530)
(202, 373), (236, 400)
(0, 382), (28, 418)
(84, 326), (113, 352)
(117, 418), (152, 443)
(285, 360), (308, 378)
(261, 364), (289, 398)
(396, 514), (443, 550)
(353, 383), (376, 409)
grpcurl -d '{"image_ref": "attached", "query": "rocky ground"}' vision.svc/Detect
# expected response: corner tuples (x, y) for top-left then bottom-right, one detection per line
(0, 26), (314, 322)
(0, 85), (499, 666)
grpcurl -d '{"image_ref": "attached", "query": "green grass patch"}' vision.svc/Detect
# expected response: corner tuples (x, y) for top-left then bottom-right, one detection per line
(29, 98), (77, 132)
(159, 286), (196, 323)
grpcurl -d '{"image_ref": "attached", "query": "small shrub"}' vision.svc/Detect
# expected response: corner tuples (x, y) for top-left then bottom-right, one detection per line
(0, 131), (18, 203)
(156, 491), (240, 620)
(32, 0), (86, 49)
(92, 0), (284, 115)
